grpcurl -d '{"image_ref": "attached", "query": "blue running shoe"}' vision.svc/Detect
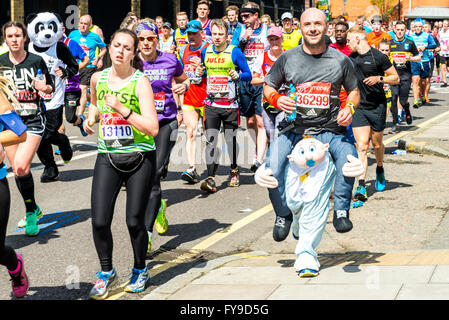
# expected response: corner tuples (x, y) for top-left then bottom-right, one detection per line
(89, 269), (117, 300)
(124, 267), (149, 293)
(353, 185), (368, 202)
(299, 269), (319, 278)
(351, 200), (364, 209)
(78, 115), (88, 137)
(376, 171), (386, 192)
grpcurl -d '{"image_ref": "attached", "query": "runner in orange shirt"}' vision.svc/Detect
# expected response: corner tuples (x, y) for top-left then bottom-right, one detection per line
(367, 16), (392, 49)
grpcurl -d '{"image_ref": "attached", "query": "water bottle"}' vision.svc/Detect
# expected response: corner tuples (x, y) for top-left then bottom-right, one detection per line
(287, 84), (297, 121)
(392, 149), (407, 155)
(36, 69), (44, 81)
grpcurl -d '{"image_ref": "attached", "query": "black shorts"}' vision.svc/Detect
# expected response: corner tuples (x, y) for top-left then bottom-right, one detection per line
(352, 105), (387, 132)
(21, 114), (46, 138)
(65, 90), (81, 108)
(239, 80), (263, 117)
(79, 67), (97, 86)
(204, 106), (239, 128)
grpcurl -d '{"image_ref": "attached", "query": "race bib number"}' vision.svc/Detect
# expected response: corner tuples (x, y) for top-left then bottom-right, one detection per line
(207, 76), (229, 95)
(15, 103), (39, 116)
(391, 52), (408, 67)
(154, 92), (166, 113)
(244, 42), (264, 58)
(39, 91), (54, 100)
(295, 82), (331, 117)
(177, 38), (188, 46)
(100, 112), (134, 148)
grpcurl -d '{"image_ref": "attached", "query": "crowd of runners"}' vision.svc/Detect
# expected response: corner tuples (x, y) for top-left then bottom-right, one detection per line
(0, 0), (448, 299)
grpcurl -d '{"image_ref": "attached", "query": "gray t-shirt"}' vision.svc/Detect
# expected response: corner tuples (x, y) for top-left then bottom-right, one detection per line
(265, 45), (358, 135)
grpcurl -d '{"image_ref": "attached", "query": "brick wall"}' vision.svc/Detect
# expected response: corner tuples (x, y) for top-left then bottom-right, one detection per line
(330, 0), (449, 21)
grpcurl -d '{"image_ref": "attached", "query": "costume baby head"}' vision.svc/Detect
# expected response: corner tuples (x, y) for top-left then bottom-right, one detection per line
(26, 12), (63, 48)
(288, 136), (329, 169)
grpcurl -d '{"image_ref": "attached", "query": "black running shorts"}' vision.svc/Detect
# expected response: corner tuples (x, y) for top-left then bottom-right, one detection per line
(352, 104), (387, 132)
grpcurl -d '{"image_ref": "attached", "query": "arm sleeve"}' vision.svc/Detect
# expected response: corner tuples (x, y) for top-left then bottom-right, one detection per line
(427, 34), (437, 49)
(231, 47), (252, 82)
(200, 47), (207, 78)
(57, 42), (79, 79)
(40, 58), (55, 91)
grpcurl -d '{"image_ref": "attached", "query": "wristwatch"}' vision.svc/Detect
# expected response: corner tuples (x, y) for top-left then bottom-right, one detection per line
(379, 76), (384, 83)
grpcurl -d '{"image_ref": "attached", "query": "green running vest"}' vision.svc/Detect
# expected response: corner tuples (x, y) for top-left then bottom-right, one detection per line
(96, 67), (155, 154)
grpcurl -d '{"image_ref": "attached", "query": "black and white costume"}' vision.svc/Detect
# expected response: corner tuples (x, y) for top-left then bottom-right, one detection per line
(26, 12), (78, 182)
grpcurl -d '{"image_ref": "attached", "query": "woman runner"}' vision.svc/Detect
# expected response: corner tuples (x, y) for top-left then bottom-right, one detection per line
(0, 74), (29, 298)
(82, 28), (159, 299)
(135, 21), (189, 253)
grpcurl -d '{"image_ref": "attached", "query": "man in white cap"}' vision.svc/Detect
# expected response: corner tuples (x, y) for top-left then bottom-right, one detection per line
(281, 12), (302, 51)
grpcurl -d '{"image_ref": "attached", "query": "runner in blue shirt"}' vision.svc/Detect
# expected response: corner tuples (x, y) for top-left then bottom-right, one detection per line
(409, 18), (437, 108)
(61, 25), (90, 136)
(68, 15), (107, 117)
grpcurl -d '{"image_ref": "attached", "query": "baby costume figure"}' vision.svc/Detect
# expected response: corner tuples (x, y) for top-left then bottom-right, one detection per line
(286, 138), (335, 278)
(255, 136), (364, 278)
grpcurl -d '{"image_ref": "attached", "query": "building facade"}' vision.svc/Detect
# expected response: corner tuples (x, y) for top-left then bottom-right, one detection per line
(329, 0), (449, 21)
(2, 0), (310, 43)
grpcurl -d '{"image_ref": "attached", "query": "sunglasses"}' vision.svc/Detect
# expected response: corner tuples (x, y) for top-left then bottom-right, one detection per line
(138, 36), (157, 42)
(240, 13), (253, 19)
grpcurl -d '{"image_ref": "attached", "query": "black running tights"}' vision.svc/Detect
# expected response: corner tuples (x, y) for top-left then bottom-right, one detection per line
(0, 178), (19, 271)
(144, 118), (178, 233)
(204, 109), (239, 177)
(91, 152), (156, 272)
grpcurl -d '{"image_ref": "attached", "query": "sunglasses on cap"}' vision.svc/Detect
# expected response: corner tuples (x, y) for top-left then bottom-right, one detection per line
(138, 35), (158, 42)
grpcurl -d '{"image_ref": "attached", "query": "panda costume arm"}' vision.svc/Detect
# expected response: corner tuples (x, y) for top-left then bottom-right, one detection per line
(56, 42), (79, 79)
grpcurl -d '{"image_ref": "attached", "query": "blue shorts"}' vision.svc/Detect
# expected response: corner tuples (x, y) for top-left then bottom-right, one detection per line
(411, 61), (431, 78)
(239, 81), (263, 117)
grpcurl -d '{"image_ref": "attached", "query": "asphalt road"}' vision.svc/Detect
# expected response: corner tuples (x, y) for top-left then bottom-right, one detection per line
(1, 81), (448, 300)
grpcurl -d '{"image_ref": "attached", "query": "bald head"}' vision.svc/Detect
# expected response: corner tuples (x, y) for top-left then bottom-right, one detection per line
(80, 15), (93, 25)
(79, 15), (92, 34)
(300, 8), (328, 53)
(300, 8), (327, 25)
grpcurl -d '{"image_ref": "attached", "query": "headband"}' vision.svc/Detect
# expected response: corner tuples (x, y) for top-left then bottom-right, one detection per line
(136, 22), (158, 35)
(240, 7), (260, 15)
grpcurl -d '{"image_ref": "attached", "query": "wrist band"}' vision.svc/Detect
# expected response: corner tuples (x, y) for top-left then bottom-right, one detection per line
(346, 102), (355, 115)
(267, 92), (286, 109)
(123, 108), (133, 120)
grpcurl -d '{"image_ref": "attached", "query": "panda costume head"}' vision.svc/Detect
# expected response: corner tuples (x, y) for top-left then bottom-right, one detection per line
(26, 12), (63, 50)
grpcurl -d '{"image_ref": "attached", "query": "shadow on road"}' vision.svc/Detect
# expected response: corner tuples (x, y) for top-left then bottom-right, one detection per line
(276, 251), (386, 272)
(57, 169), (94, 182)
(150, 219), (231, 254)
(14, 283), (92, 300)
(7, 209), (91, 249)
